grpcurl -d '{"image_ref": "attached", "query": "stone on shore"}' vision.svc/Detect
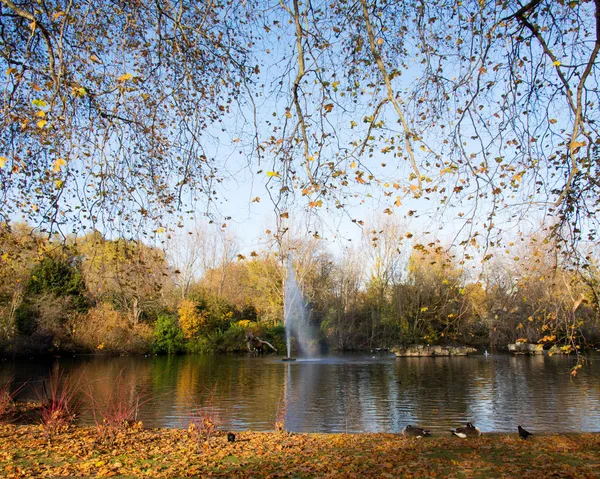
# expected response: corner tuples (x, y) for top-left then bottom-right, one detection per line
(391, 345), (477, 357)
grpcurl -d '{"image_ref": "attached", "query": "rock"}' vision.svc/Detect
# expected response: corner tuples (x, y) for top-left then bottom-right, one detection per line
(508, 343), (543, 355)
(390, 345), (477, 357)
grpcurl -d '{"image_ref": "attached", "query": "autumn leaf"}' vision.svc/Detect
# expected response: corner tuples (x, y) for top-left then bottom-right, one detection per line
(118, 73), (133, 82)
(552, 60), (561, 67)
(37, 120), (47, 128)
(324, 103), (334, 113)
(266, 171), (280, 178)
(280, 212), (289, 219)
(350, 161), (357, 169)
(53, 158), (66, 173)
(0, 156), (7, 169)
(156, 227), (166, 233)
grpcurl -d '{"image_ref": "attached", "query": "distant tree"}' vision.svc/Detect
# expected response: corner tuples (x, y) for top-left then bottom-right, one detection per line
(0, 223), (46, 338)
(78, 232), (168, 324)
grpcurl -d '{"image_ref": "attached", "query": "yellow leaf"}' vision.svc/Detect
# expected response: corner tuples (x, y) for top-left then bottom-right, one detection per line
(36, 110), (46, 118)
(350, 120), (357, 128)
(6, 67), (16, 76)
(0, 156), (7, 169)
(53, 11), (65, 20)
(307, 155), (315, 161)
(285, 110), (292, 118)
(156, 227), (166, 233)
(552, 60), (561, 67)
(54, 180), (63, 188)
(118, 73), (133, 82)
(266, 171), (280, 178)
(52, 158), (66, 173)
(410, 184), (419, 192)
(350, 161), (357, 168)
(37, 119), (47, 128)
(376, 38), (384, 45)
(394, 197), (402, 207)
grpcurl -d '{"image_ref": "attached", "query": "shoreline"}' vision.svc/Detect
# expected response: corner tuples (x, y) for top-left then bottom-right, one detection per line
(1, 425), (599, 478)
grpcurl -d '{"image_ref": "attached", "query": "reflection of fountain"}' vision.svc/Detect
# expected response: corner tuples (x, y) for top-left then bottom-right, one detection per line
(283, 256), (317, 358)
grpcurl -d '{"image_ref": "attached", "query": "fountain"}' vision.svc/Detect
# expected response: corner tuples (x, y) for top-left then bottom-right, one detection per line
(283, 256), (317, 360)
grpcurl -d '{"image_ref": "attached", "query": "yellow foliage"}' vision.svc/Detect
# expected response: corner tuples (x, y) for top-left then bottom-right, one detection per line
(178, 299), (205, 339)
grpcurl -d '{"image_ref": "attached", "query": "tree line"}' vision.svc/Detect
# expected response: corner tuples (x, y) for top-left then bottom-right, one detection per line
(1, 220), (598, 356)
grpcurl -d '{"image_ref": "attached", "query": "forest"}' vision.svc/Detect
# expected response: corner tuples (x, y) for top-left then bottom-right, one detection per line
(1, 219), (598, 356)
(0, 0), (599, 356)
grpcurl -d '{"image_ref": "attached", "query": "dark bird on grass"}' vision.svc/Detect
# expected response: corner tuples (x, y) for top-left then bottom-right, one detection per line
(227, 432), (236, 442)
(402, 425), (432, 438)
(450, 422), (481, 438)
(518, 425), (533, 440)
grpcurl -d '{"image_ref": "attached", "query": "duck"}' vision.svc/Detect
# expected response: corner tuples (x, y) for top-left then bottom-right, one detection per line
(450, 422), (481, 438)
(402, 425), (432, 438)
(518, 425), (533, 440)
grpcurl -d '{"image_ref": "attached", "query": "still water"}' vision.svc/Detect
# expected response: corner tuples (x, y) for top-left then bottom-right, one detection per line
(1, 352), (599, 433)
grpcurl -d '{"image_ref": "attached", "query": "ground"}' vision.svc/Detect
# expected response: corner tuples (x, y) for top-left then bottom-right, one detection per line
(1, 425), (599, 478)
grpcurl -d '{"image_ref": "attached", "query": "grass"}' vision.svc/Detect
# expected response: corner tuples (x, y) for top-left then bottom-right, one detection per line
(0, 425), (599, 478)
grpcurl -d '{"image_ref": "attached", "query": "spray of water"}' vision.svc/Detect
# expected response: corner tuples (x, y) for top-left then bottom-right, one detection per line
(284, 257), (317, 357)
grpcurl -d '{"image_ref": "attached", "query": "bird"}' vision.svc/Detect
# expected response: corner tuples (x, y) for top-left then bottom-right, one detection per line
(450, 422), (481, 438)
(518, 425), (533, 440)
(402, 425), (432, 438)
(227, 432), (236, 442)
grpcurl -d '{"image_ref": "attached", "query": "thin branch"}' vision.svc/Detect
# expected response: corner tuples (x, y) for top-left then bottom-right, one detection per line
(359, 0), (422, 194)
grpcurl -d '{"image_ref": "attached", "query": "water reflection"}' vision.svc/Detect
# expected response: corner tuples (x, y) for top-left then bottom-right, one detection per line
(1, 353), (598, 433)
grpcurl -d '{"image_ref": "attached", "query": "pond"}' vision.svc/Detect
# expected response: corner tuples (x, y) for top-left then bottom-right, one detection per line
(1, 352), (599, 434)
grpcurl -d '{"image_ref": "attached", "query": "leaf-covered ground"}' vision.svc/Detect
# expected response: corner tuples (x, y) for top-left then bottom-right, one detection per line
(1, 425), (599, 478)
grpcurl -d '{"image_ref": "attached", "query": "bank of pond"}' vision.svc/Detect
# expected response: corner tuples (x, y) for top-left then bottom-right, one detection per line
(0, 424), (599, 479)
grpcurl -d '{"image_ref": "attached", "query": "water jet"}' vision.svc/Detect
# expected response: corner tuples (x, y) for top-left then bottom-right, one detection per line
(283, 256), (318, 358)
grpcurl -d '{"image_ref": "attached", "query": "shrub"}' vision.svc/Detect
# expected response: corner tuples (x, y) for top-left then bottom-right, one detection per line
(151, 314), (184, 354)
(72, 303), (152, 353)
(0, 377), (22, 421)
(178, 299), (206, 339)
(87, 370), (146, 446)
(186, 333), (221, 354)
(37, 370), (81, 438)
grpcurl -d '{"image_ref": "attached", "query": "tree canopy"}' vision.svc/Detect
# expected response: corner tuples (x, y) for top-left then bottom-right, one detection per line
(0, 0), (598, 254)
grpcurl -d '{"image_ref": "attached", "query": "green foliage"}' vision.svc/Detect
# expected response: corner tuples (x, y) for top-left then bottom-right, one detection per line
(151, 315), (184, 355)
(27, 256), (87, 311)
(188, 289), (236, 330)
